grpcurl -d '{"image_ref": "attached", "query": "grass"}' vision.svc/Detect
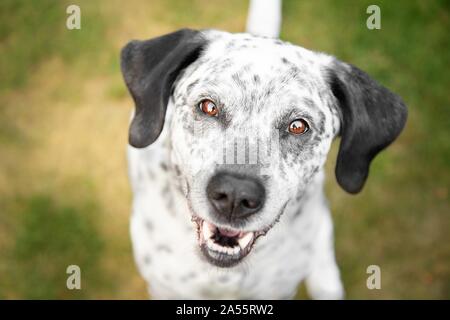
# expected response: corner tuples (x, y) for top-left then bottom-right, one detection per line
(5, 194), (106, 299)
(0, 0), (448, 299)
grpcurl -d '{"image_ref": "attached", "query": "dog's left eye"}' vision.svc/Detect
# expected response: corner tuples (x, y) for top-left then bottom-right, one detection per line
(199, 99), (218, 117)
(288, 119), (309, 135)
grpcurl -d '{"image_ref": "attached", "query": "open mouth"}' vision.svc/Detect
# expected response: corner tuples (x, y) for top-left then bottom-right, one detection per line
(191, 216), (267, 267)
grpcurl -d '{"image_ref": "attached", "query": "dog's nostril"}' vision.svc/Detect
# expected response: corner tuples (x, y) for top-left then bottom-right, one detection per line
(211, 192), (228, 201)
(241, 199), (259, 209)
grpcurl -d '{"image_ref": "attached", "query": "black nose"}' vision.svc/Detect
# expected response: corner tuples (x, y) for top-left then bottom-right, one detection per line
(206, 172), (265, 221)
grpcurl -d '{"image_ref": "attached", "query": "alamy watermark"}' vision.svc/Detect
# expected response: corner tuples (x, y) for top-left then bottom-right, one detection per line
(66, 264), (81, 290)
(66, 5), (81, 30)
(366, 5), (381, 30)
(185, 119), (282, 176)
(366, 265), (381, 290)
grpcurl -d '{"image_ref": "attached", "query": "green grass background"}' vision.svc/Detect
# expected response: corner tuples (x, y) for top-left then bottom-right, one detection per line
(0, 0), (448, 299)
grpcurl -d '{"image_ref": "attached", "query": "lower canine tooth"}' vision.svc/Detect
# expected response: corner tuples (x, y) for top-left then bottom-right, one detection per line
(207, 221), (216, 232)
(202, 221), (213, 239)
(238, 232), (254, 249)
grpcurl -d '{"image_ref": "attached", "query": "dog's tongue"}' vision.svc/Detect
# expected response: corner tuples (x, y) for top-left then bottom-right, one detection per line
(218, 228), (240, 237)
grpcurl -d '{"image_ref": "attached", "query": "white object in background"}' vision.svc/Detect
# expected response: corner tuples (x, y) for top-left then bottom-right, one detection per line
(246, 0), (282, 38)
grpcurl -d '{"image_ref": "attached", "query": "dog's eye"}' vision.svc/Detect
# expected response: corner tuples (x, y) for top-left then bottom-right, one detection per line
(199, 99), (218, 116)
(288, 119), (309, 135)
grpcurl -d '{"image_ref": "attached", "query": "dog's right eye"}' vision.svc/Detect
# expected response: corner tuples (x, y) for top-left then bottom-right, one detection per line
(199, 99), (219, 117)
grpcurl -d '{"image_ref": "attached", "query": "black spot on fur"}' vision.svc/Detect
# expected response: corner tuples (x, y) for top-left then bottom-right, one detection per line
(301, 243), (312, 252)
(231, 73), (247, 91)
(157, 244), (172, 253)
(174, 165), (181, 176)
(165, 195), (174, 212)
(145, 220), (153, 231)
(161, 183), (170, 196)
(226, 41), (236, 50)
(147, 169), (155, 180)
(181, 272), (197, 282)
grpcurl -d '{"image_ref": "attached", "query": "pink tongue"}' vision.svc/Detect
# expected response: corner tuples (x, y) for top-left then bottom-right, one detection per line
(218, 228), (240, 237)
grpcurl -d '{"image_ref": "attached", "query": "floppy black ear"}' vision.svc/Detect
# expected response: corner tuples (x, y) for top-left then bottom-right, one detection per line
(121, 28), (206, 148)
(327, 60), (407, 194)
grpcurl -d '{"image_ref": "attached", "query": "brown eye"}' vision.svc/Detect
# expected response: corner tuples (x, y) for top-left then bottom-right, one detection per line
(199, 99), (218, 116)
(288, 119), (309, 135)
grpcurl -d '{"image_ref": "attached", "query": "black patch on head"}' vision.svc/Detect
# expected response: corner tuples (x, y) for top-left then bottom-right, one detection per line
(327, 60), (407, 193)
(121, 28), (207, 147)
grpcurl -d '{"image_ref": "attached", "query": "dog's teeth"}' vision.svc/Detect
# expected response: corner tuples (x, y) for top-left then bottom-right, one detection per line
(238, 232), (254, 249)
(202, 220), (213, 239)
(210, 242), (222, 252)
(206, 221), (216, 232)
(225, 247), (235, 255)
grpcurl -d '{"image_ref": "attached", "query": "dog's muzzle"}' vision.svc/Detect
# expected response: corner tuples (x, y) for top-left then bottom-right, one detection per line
(190, 172), (267, 267)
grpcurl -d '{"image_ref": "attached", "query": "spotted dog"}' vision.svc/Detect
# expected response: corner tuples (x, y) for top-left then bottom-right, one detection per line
(121, 29), (407, 299)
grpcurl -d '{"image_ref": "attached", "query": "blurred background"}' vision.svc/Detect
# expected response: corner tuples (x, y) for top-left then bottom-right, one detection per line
(0, 0), (448, 299)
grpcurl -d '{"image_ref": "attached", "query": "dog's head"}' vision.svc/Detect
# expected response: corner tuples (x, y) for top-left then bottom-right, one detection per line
(121, 29), (407, 267)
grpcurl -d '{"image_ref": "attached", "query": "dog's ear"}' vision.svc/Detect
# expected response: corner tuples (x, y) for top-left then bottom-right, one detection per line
(326, 59), (407, 194)
(121, 29), (206, 148)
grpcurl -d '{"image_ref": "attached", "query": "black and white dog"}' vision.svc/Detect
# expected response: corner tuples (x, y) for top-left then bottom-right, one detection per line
(121, 1), (407, 299)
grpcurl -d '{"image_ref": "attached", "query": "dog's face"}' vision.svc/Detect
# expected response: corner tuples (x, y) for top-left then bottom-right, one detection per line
(121, 29), (407, 267)
(169, 32), (339, 266)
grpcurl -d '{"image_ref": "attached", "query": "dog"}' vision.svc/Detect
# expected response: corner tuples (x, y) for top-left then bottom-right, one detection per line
(121, 7), (407, 300)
